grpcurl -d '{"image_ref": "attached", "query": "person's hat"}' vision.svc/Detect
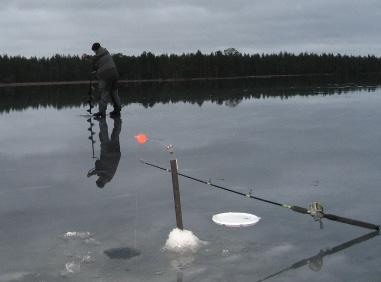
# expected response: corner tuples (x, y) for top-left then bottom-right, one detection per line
(92, 42), (101, 51)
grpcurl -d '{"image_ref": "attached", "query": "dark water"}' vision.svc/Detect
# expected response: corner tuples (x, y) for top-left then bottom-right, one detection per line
(0, 81), (380, 281)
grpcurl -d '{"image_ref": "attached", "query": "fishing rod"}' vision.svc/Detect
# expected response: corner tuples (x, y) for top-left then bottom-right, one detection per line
(140, 160), (380, 231)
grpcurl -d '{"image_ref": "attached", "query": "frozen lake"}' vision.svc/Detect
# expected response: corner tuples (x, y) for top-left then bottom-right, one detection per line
(0, 82), (380, 281)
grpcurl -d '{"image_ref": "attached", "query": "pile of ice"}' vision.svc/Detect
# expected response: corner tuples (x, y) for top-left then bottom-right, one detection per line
(163, 228), (207, 253)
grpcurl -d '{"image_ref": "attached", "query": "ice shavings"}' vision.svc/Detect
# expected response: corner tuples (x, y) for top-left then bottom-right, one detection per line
(64, 231), (92, 240)
(63, 231), (99, 245)
(65, 261), (80, 273)
(163, 228), (207, 253)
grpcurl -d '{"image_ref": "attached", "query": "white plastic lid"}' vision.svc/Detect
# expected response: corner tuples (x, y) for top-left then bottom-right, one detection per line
(212, 212), (261, 227)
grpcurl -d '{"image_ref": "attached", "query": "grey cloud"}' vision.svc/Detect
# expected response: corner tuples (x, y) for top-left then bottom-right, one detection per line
(1, 0), (381, 57)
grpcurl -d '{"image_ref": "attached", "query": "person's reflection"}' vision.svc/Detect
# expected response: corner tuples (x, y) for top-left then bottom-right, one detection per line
(87, 116), (122, 188)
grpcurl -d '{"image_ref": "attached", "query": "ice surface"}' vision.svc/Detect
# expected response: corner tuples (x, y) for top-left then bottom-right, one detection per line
(1, 88), (381, 281)
(0, 272), (29, 282)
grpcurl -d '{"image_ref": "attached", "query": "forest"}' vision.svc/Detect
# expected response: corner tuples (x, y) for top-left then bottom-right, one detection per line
(1, 49), (380, 83)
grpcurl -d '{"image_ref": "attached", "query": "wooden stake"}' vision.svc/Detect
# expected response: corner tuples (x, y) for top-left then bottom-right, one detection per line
(170, 159), (184, 230)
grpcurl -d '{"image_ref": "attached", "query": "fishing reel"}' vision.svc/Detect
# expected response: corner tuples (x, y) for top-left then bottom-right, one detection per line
(308, 201), (324, 229)
(166, 144), (174, 154)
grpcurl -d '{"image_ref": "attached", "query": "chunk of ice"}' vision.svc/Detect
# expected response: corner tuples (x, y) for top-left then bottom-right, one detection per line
(63, 231), (92, 240)
(65, 261), (80, 273)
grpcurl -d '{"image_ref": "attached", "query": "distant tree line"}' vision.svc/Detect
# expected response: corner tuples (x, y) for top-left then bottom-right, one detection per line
(1, 49), (381, 83)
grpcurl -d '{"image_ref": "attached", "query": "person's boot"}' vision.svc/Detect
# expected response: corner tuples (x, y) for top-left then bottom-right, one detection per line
(110, 108), (121, 118)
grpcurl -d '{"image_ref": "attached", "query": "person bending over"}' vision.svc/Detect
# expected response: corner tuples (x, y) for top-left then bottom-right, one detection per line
(82, 43), (121, 118)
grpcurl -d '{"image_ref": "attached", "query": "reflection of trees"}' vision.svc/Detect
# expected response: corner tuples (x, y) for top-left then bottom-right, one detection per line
(224, 98), (242, 108)
(0, 77), (378, 113)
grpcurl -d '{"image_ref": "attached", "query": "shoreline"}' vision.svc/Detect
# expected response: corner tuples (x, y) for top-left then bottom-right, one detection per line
(0, 73), (338, 88)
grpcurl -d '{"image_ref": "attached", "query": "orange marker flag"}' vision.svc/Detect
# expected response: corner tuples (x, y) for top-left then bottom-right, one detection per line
(134, 133), (149, 144)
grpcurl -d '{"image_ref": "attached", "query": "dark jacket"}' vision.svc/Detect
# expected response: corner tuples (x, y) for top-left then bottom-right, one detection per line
(91, 47), (119, 80)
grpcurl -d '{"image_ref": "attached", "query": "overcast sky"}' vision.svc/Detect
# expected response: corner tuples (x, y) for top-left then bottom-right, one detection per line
(1, 0), (380, 57)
